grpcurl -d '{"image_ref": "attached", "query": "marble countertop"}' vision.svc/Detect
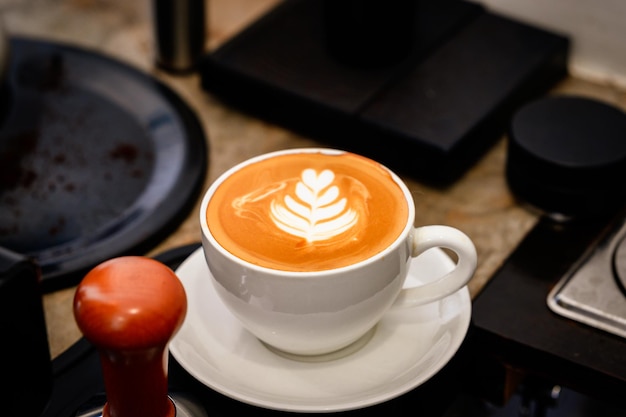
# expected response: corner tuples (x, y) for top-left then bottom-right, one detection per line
(1, 0), (624, 360)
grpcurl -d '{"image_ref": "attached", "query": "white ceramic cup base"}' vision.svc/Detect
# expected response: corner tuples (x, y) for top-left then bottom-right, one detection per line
(262, 325), (377, 363)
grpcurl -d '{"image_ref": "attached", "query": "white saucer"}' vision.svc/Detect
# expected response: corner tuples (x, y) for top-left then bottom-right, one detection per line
(170, 248), (471, 413)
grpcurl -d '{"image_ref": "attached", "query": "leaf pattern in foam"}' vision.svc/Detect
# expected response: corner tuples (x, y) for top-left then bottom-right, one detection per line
(270, 169), (358, 242)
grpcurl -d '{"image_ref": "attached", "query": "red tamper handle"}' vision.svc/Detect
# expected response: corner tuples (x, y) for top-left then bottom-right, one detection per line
(73, 256), (187, 417)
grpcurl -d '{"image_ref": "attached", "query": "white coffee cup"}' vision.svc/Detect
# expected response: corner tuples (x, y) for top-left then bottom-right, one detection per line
(200, 148), (477, 357)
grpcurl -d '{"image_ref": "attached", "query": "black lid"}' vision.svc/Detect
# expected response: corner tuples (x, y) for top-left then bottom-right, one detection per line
(506, 95), (626, 219)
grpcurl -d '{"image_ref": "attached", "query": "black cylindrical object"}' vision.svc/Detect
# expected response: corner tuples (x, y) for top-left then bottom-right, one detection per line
(153, 0), (206, 73)
(507, 96), (626, 220)
(0, 247), (52, 417)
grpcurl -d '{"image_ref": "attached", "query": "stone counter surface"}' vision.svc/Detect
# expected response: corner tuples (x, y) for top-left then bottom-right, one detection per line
(0, 0), (624, 359)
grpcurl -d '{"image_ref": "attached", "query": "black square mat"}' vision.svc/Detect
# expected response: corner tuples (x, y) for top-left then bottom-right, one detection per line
(200, 0), (569, 184)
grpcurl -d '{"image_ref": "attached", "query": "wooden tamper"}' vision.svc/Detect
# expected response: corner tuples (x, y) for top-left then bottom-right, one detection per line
(73, 256), (204, 417)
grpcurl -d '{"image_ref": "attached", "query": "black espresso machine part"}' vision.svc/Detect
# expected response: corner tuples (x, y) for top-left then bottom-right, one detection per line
(0, 246), (52, 417)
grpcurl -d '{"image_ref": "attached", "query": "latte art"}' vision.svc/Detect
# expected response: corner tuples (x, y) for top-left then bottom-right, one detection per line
(206, 151), (408, 271)
(270, 169), (363, 242)
(232, 168), (366, 245)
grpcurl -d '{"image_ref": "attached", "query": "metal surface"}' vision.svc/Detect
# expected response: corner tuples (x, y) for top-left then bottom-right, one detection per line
(0, 38), (208, 291)
(548, 214), (626, 339)
(612, 233), (626, 295)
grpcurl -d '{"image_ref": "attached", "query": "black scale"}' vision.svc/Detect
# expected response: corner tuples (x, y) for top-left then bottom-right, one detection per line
(199, 0), (569, 185)
(548, 214), (626, 340)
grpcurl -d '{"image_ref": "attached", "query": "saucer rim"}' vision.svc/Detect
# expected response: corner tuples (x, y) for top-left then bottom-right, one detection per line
(170, 247), (471, 412)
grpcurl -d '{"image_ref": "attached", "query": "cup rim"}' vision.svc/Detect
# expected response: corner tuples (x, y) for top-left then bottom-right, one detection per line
(200, 147), (415, 277)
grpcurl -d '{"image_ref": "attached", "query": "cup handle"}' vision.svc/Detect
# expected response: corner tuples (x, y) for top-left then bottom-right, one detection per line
(392, 225), (477, 309)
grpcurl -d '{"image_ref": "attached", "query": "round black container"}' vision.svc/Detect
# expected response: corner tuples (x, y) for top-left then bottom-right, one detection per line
(506, 96), (626, 220)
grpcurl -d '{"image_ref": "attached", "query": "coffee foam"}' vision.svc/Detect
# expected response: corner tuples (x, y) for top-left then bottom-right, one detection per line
(206, 151), (409, 271)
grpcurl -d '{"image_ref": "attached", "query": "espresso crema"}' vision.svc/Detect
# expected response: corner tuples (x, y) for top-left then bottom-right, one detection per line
(206, 151), (409, 271)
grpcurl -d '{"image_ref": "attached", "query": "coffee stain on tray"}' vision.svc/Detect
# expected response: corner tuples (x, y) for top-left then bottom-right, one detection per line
(0, 54), (154, 255)
(0, 131), (40, 190)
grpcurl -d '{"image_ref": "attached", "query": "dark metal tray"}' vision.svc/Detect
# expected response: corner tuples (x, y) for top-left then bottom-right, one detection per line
(0, 38), (208, 291)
